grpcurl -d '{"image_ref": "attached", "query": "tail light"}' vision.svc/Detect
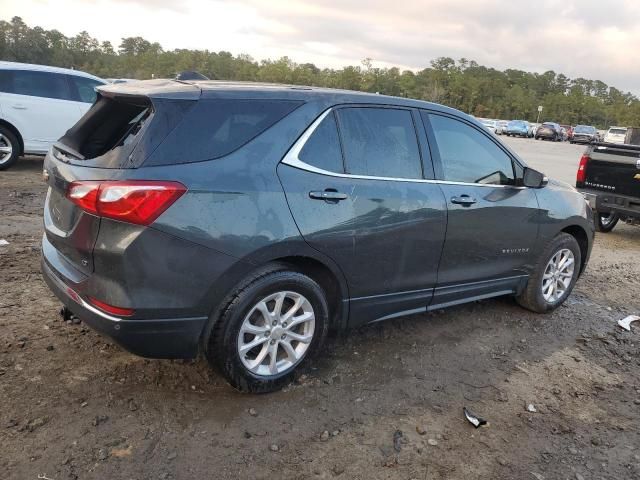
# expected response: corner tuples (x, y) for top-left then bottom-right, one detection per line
(88, 297), (134, 317)
(576, 154), (589, 183)
(67, 180), (186, 225)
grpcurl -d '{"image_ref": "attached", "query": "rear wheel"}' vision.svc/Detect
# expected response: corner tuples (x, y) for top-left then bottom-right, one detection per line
(0, 127), (19, 171)
(516, 233), (581, 313)
(595, 211), (619, 232)
(206, 268), (329, 393)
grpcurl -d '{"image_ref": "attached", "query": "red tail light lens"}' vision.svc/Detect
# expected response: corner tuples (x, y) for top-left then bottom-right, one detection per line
(88, 297), (135, 317)
(576, 154), (589, 183)
(67, 181), (186, 225)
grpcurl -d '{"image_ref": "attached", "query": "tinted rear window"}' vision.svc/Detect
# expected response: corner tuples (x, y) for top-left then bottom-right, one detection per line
(145, 99), (303, 166)
(336, 107), (422, 179)
(299, 113), (344, 173)
(0, 69), (72, 100)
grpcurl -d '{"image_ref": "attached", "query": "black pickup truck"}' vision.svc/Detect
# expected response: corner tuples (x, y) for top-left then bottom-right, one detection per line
(576, 143), (640, 232)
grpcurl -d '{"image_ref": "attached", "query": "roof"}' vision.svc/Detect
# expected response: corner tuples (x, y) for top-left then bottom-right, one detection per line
(0, 61), (104, 82)
(97, 78), (464, 116)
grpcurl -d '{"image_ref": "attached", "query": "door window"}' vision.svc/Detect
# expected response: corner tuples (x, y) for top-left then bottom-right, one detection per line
(0, 70), (72, 101)
(427, 113), (515, 185)
(337, 107), (422, 179)
(68, 75), (103, 103)
(299, 112), (344, 173)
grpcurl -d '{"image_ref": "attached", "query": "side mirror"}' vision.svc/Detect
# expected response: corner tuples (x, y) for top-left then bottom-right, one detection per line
(523, 167), (548, 188)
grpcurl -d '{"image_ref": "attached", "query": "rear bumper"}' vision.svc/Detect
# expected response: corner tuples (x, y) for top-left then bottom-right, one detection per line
(572, 136), (594, 143)
(578, 188), (640, 220)
(42, 257), (207, 359)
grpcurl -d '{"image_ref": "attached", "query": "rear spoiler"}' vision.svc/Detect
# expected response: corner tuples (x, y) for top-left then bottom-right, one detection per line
(97, 79), (201, 101)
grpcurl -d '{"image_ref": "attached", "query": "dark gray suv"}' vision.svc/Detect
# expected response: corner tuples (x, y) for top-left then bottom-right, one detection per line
(42, 80), (594, 392)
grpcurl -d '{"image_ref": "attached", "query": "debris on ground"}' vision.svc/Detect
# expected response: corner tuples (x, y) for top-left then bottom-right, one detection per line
(463, 407), (487, 428)
(320, 430), (330, 442)
(618, 315), (640, 332)
(392, 430), (403, 453)
(0, 239), (9, 246)
(527, 403), (537, 413)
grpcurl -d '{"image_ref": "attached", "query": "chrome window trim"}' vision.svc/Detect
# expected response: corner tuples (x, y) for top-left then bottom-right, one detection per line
(281, 107), (526, 189)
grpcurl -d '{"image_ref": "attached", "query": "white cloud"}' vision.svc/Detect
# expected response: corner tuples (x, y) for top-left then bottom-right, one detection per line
(3, 0), (640, 94)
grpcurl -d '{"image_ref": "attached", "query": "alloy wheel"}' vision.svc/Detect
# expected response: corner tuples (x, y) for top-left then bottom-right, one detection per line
(599, 212), (616, 227)
(541, 248), (575, 303)
(237, 291), (315, 376)
(0, 133), (13, 165)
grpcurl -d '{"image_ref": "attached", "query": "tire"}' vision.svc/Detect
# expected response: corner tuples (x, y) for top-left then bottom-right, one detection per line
(595, 211), (619, 233)
(516, 233), (581, 313)
(0, 126), (20, 171)
(206, 268), (329, 393)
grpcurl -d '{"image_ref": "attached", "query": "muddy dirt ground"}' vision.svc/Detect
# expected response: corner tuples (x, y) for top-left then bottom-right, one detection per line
(1, 155), (639, 480)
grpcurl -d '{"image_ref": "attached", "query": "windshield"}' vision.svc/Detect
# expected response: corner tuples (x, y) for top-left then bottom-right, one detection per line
(608, 128), (627, 135)
(482, 119), (496, 127)
(508, 120), (527, 127)
(574, 125), (595, 134)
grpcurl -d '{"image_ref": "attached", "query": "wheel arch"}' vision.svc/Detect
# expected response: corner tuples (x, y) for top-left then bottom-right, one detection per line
(0, 119), (24, 155)
(200, 243), (350, 353)
(561, 224), (589, 275)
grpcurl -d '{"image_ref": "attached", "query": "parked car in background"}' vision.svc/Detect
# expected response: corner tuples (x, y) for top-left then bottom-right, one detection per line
(481, 118), (497, 133)
(560, 125), (573, 141)
(570, 125), (599, 144)
(41, 80), (594, 392)
(496, 120), (509, 135)
(603, 126), (628, 144)
(577, 142), (640, 232)
(505, 120), (531, 138)
(0, 61), (105, 170)
(535, 122), (563, 141)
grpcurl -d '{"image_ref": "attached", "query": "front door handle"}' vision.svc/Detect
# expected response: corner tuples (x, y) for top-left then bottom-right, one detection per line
(451, 195), (477, 206)
(309, 190), (348, 202)
(11, 104), (27, 110)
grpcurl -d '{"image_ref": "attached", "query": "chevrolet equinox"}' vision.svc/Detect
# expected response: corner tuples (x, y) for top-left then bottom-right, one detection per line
(42, 80), (594, 392)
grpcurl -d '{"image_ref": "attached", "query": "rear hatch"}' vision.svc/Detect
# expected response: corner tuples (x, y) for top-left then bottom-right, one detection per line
(538, 125), (554, 135)
(584, 144), (640, 198)
(43, 82), (200, 277)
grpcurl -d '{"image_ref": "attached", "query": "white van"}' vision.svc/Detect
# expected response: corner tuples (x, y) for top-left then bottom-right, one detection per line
(0, 61), (105, 170)
(603, 126), (628, 144)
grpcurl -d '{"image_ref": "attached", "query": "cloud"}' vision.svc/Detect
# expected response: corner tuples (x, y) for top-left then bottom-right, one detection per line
(5, 0), (640, 93)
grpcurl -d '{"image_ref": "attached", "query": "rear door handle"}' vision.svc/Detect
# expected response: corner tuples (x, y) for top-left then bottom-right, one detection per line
(451, 195), (477, 206)
(11, 104), (27, 110)
(309, 190), (348, 201)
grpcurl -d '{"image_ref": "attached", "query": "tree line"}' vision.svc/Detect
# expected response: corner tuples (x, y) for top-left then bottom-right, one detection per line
(1, 16), (639, 128)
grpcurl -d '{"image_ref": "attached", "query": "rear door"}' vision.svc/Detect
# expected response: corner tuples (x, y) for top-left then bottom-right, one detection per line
(422, 112), (540, 306)
(0, 69), (82, 153)
(67, 74), (104, 115)
(278, 105), (447, 325)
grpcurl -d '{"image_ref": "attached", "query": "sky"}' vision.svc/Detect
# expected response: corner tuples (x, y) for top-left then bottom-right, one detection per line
(3, 0), (640, 94)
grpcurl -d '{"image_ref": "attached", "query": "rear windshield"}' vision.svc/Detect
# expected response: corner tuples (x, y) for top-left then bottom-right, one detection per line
(57, 97), (303, 168)
(144, 99), (304, 166)
(509, 120), (527, 127)
(574, 125), (595, 133)
(608, 128), (627, 135)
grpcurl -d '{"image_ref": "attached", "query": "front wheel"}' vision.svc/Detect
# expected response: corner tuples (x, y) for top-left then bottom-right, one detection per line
(596, 211), (619, 232)
(206, 268), (329, 393)
(516, 233), (581, 313)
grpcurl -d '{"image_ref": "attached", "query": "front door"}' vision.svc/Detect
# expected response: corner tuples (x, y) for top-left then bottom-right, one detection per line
(278, 106), (447, 326)
(422, 112), (540, 307)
